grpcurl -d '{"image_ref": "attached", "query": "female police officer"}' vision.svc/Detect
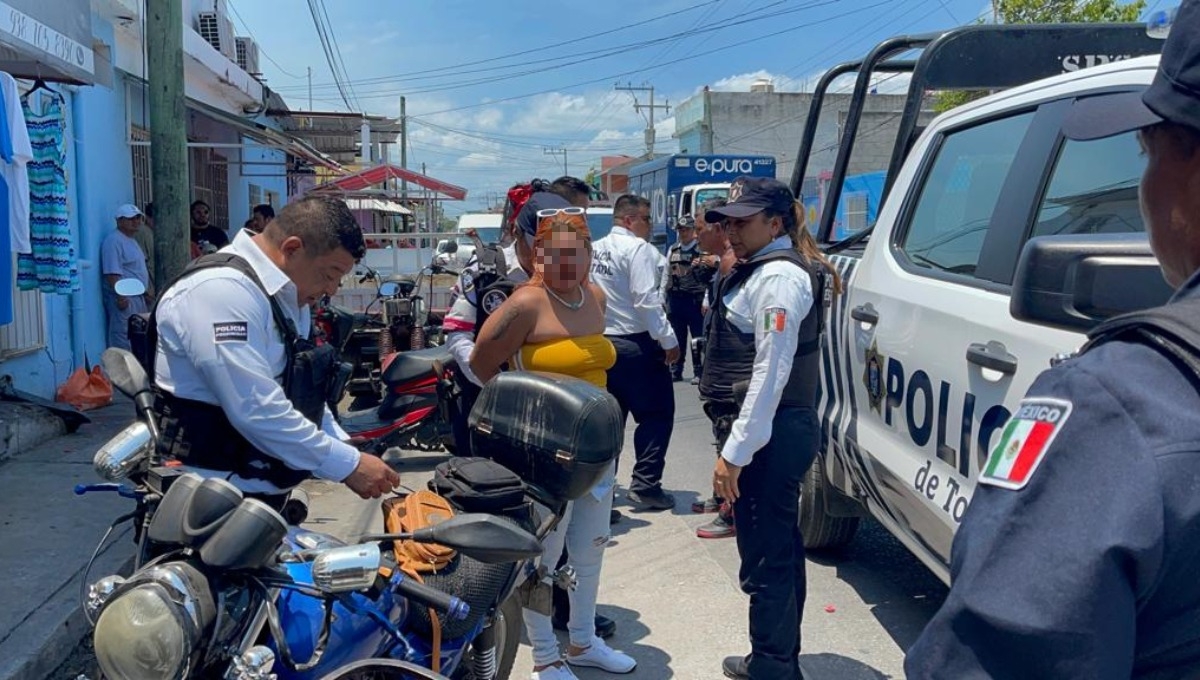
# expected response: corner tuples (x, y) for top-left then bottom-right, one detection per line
(700, 177), (839, 680)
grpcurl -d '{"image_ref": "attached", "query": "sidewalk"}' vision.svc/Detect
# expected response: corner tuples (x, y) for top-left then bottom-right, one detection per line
(0, 395), (136, 680)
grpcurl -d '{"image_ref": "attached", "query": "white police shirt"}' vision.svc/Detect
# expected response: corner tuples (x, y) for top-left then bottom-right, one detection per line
(443, 243), (529, 387)
(154, 230), (358, 494)
(590, 226), (678, 350)
(720, 236), (814, 467)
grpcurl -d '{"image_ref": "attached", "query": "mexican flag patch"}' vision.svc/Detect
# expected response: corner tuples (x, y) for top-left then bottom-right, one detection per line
(979, 398), (1072, 490)
(762, 307), (787, 333)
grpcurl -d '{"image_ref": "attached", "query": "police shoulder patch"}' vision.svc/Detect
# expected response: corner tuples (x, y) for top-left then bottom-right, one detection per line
(213, 321), (248, 343)
(762, 307), (787, 333)
(481, 289), (508, 314)
(978, 397), (1073, 491)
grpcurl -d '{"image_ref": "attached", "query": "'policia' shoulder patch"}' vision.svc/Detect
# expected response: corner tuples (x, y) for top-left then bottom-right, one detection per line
(213, 321), (248, 343)
(762, 307), (787, 333)
(979, 398), (1072, 490)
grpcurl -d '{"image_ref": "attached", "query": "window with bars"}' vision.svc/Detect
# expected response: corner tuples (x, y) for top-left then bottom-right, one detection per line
(131, 126), (152, 210)
(249, 183), (263, 216)
(190, 147), (230, 231)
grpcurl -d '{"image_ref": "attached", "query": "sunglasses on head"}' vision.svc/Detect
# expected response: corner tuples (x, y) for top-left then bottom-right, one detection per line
(537, 207), (587, 218)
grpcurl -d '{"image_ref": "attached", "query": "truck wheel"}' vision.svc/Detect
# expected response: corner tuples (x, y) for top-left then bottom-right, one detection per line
(799, 458), (860, 550)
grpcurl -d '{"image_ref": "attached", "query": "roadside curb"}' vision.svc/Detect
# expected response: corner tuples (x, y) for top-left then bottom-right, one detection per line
(0, 530), (134, 680)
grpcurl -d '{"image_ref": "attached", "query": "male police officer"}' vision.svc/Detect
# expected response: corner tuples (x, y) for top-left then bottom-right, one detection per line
(662, 215), (714, 384)
(591, 194), (680, 511)
(152, 195), (398, 509)
(442, 176), (590, 453)
(907, 3), (1200, 677)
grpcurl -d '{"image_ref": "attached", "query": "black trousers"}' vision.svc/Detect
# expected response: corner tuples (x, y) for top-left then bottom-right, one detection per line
(733, 406), (818, 680)
(450, 373), (481, 456)
(605, 332), (675, 494)
(667, 293), (705, 377)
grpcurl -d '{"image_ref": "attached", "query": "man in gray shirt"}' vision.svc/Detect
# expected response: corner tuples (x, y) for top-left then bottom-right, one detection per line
(101, 204), (153, 350)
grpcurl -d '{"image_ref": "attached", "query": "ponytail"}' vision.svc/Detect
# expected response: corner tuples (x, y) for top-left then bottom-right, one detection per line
(786, 201), (842, 295)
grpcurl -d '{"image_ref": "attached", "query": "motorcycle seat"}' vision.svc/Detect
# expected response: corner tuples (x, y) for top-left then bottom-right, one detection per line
(382, 345), (455, 385)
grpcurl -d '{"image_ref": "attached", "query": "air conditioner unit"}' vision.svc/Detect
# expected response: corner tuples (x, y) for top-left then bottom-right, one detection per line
(197, 2), (236, 61)
(235, 37), (260, 75)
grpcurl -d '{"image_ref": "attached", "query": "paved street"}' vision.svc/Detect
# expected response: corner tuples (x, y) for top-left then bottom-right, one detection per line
(303, 379), (948, 679)
(59, 381), (946, 679)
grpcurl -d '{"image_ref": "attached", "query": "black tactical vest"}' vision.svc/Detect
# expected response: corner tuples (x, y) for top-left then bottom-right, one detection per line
(666, 241), (711, 299)
(149, 253), (339, 490)
(698, 248), (827, 409)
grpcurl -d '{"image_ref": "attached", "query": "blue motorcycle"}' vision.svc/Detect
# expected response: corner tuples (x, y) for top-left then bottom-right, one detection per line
(79, 348), (620, 680)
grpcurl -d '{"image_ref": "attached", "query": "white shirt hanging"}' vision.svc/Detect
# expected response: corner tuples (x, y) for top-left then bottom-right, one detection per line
(0, 72), (31, 255)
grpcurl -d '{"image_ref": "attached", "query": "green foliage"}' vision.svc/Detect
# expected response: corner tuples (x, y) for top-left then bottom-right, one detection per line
(933, 0), (1147, 112)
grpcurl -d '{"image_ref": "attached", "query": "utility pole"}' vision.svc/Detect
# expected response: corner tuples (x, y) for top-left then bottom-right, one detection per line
(400, 96), (408, 200)
(147, 0), (188, 285)
(307, 66), (312, 109)
(616, 82), (670, 157)
(544, 146), (567, 176)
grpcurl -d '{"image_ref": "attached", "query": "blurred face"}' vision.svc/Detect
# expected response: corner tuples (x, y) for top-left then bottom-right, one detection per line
(537, 224), (591, 291)
(279, 236), (357, 306)
(191, 203), (210, 227)
(696, 215), (727, 253)
(678, 225), (696, 244)
(1138, 126), (1200, 288)
(724, 211), (780, 259)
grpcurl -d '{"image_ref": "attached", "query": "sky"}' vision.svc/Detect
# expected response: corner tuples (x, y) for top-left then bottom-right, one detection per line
(228, 0), (1158, 216)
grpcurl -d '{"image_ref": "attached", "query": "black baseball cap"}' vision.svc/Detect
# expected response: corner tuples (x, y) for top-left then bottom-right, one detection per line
(675, 215), (696, 230)
(516, 191), (571, 236)
(705, 176), (795, 223)
(1062, 1), (1200, 141)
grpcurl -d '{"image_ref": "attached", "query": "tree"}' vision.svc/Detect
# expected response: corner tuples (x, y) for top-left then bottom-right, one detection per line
(934, 0), (1146, 112)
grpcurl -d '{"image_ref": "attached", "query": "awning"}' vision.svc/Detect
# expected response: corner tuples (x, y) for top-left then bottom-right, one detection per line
(0, 0), (96, 85)
(187, 99), (344, 172)
(316, 163), (467, 201)
(345, 198), (413, 215)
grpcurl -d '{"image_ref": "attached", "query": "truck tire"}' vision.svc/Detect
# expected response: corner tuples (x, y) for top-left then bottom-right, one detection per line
(799, 458), (860, 550)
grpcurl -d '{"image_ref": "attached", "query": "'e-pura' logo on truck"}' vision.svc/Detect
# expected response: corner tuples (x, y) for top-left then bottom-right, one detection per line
(694, 158), (760, 176)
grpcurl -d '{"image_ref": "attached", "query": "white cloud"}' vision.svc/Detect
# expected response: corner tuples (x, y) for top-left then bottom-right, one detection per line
(704, 70), (808, 93)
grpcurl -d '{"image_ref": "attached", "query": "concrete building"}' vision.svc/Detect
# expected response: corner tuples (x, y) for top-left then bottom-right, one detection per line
(672, 79), (936, 188)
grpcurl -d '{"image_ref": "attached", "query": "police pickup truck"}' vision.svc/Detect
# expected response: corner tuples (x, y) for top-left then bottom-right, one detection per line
(795, 22), (1175, 584)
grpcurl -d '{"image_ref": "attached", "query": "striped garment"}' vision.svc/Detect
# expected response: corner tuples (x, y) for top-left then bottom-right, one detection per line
(17, 91), (77, 294)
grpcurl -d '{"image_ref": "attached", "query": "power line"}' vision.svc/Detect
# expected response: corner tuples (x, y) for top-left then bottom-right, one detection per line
(372, 0), (897, 114)
(225, 0), (306, 80)
(276, 0), (727, 93)
(306, 0), (358, 110)
(276, 0), (827, 97)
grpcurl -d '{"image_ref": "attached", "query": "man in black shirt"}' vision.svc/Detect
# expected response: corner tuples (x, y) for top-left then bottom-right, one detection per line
(191, 199), (229, 256)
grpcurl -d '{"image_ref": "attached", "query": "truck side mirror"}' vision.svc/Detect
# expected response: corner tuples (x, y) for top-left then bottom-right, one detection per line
(1010, 234), (1173, 333)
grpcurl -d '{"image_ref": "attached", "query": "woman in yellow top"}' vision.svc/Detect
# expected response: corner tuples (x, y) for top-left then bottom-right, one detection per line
(471, 208), (635, 679)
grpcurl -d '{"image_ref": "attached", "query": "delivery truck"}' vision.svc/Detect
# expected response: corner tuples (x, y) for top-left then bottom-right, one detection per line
(625, 154), (776, 245)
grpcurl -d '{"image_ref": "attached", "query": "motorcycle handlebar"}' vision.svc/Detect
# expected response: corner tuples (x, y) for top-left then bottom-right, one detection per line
(394, 573), (470, 621)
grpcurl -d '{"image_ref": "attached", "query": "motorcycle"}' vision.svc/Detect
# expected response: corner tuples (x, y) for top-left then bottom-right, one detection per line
(78, 346), (620, 679)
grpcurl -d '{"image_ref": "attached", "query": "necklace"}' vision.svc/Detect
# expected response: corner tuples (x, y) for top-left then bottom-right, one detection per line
(545, 284), (586, 311)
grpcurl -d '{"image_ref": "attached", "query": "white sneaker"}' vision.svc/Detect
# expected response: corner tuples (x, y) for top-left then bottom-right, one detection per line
(531, 662), (578, 680)
(565, 636), (637, 674)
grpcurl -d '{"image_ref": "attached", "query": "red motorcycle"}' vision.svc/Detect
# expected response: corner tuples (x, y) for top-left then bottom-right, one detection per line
(336, 344), (461, 455)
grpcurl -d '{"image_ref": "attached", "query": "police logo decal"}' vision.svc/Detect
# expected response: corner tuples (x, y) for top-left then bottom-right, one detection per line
(213, 321), (248, 343)
(481, 289), (508, 314)
(460, 270), (475, 293)
(863, 340), (884, 413)
(728, 179), (745, 203)
(979, 398), (1073, 490)
(762, 307), (787, 333)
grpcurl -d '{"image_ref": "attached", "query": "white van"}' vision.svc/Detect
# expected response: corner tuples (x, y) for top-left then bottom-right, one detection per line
(452, 213), (504, 265)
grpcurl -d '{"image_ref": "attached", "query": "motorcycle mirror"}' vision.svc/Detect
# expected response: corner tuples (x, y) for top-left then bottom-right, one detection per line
(379, 281), (401, 297)
(101, 347), (151, 399)
(443, 241), (458, 254)
(114, 278), (146, 297)
(411, 513), (542, 564)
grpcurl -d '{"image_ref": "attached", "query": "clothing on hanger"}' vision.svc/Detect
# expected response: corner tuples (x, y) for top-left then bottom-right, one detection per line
(0, 72), (31, 256)
(17, 85), (76, 294)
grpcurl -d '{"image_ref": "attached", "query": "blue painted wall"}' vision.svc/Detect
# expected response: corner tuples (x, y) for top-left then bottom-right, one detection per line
(228, 138), (287, 234)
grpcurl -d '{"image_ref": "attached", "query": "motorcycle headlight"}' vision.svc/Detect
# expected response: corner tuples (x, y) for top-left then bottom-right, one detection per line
(93, 422), (152, 481)
(93, 562), (215, 680)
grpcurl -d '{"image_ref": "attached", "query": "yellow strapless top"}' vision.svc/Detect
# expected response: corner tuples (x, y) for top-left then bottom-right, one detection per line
(513, 334), (616, 388)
